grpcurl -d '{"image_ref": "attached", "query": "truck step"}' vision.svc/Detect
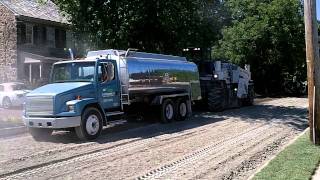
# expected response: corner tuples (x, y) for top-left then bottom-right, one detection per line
(106, 111), (124, 117)
(121, 94), (130, 105)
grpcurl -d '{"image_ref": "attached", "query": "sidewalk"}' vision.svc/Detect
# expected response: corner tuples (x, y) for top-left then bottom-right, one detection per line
(0, 107), (23, 127)
(313, 165), (320, 180)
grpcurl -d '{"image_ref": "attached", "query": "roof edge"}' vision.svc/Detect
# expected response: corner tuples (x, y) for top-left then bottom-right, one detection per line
(0, 1), (19, 16)
(16, 15), (71, 28)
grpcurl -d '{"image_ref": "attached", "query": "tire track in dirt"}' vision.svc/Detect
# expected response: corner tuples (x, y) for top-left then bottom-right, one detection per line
(184, 127), (296, 180)
(0, 118), (248, 179)
(0, 97), (277, 167)
(220, 133), (294, 180)
(136, 124), (278, 180)
(47, 122), (259, 180)
(0, 98), (308, 180)
(1, 119), (260, 180)
(135, 99), (307, 180)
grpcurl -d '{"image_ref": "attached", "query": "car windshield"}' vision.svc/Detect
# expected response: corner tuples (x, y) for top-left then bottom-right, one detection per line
(12, 84), (27, 90)
(52, 62), (96, 83)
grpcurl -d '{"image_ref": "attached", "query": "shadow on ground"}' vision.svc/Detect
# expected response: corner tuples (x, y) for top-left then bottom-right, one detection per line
(37, 103), (308, 145)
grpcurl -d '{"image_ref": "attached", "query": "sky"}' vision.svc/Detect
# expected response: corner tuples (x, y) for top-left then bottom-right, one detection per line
(318, 1), (320, 20)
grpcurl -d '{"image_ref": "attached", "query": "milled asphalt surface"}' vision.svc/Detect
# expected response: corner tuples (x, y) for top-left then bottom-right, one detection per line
(0, 98), (308, 180)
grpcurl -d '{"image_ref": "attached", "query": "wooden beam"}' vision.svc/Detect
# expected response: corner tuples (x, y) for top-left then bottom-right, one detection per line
(304, 0), (320, 144)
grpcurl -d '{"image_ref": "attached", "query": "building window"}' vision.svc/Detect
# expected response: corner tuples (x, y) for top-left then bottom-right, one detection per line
(55, 29), (66, 48)
(33, 26), (38, 45)
(26, 24), (33, 44)
(17, 23), (33, 45)
(17, 23), (26, 44)
(41, 27), (47, 45)
(33, 26), (47, 46)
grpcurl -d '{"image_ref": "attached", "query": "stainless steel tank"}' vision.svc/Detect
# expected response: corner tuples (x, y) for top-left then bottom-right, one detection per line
(87, 49), (202, 101)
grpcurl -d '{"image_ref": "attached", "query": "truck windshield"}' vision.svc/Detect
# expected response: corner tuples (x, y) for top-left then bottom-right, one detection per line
(51, 62), (96, 83)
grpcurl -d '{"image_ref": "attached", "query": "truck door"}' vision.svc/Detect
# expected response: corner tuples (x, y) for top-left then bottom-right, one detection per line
(98, 60), (121, 111)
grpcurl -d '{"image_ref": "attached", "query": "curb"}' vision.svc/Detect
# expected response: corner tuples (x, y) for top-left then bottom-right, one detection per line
(0, 126), (27, 137)
(248, 128), (309, 180)
(312, 163), (320, 180)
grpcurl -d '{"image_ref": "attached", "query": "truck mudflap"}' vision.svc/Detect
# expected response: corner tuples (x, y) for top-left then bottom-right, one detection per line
(23, 116), (81, 129)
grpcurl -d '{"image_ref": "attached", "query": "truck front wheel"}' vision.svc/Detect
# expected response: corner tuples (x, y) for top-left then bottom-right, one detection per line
(29, 128), (53, 141)
(75, 107), (103, 140)
(160, 99), (175, 123)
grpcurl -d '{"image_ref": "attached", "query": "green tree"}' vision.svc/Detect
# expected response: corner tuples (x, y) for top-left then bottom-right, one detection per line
(214, 0), (306, 95)
(53, 0), (227, 56)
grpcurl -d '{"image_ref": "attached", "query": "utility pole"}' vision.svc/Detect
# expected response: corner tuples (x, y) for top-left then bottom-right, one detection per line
(304, 0), (320, 144)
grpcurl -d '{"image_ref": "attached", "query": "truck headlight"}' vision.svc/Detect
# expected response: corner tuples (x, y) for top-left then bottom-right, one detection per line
(213, 74), (218, 79)
(23, 102), (26, 116)
(67, 105), (75, 112)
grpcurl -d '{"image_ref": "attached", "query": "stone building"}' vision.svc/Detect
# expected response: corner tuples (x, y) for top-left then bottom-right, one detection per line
(0, 0), (73, 86)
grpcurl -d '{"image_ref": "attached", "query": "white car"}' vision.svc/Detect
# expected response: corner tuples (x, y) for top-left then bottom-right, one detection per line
(0, 82), (30, 109)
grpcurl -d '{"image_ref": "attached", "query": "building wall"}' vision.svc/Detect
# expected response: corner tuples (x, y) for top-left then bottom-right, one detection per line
(0, 4), (17, 83)
(16, 22), (72, 86)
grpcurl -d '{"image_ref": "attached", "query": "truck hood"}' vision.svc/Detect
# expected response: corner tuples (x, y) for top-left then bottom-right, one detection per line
(27, 82), (93, 97)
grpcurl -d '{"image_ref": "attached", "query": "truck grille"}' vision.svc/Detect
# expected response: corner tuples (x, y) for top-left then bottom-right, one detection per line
(26, 96), (54, 116)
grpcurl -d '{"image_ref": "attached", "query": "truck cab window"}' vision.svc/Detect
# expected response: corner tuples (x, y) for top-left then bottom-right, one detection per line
(52, 62), (95, 83)
(99, 62), (115, 83)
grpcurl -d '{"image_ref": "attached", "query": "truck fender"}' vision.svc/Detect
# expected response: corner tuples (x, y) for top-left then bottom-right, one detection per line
(67, 98), (106, 121)
(151, 96), (162, 105)
(150, 93), (190, 105)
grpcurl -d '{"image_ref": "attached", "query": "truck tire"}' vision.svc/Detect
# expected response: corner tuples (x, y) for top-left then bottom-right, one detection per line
(160, 99), (175, 123)
(75, 107), (103, 140)
(2, 97), (12, 109)
(175, 98), (188, 121)
(29, 128), (53, 141)
(243, 84), (254, 106)
(207, 82), (227, 112)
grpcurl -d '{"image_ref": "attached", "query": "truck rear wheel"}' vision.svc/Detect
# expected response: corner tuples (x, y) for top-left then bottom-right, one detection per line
(175, 98), (188, 121)
(243, 84), (254, 106)
(160, 99), (175, 123)
(207, 82), (227, 112)
(29, 128), (53, 141)
(75, 107), (103, 140)
(2, 97), (12, 109)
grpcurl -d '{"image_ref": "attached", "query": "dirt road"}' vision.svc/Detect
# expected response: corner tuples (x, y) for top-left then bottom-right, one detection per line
(0, 98), (308, 180)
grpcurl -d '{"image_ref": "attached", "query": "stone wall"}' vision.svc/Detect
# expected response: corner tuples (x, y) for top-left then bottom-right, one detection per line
(0, 4), (17, 83)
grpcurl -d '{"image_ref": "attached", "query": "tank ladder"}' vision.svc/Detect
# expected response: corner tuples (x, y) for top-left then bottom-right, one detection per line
(119, 57), (130, 110)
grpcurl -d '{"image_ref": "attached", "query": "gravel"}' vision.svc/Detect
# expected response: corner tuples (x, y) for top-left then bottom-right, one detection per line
(0, 98), (308, 180)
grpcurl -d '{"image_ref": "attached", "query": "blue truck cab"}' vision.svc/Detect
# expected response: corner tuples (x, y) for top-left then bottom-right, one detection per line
(23, 58), (121, 140)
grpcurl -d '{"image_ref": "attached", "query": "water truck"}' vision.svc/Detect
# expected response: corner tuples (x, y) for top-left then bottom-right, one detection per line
(23, 49), (201, 140)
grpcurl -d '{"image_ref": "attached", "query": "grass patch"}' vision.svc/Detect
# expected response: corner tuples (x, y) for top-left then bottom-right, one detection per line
(253, 130), (320, 180)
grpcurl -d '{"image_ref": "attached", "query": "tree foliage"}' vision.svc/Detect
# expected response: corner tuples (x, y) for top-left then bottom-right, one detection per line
(214, 0), (306, 95)
(53, 0), (306, 96)
(54, 0), (227, 55)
